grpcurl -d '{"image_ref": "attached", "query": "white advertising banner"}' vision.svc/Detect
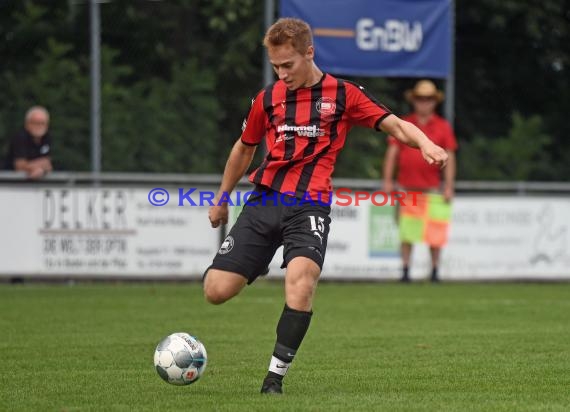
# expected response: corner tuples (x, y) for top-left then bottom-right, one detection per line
(1, 185), (569, 280)
(443, 197), (570, 280)
(0, 186), (218, 277)
(259, 194), (570, 281)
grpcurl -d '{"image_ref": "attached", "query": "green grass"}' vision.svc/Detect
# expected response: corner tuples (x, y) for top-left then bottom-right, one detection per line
(1, 282), (569, 411)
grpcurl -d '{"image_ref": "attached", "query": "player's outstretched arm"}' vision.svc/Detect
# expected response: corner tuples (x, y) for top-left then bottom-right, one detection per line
(379, 115), (448, 168)
(209, 139), (256, 228)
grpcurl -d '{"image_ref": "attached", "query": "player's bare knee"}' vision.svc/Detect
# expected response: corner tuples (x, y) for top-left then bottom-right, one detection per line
(203, 276), (227, 305)
(289, 276), (316, 294)
(203, 284), (229, 305)
(287, 267), (319, 290)
(203, 269), (245, 305)
(286, 274), (318, 310)
(205, 294), (227, 305)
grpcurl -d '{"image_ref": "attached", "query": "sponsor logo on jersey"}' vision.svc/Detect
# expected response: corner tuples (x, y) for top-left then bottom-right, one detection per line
(277, 124), (324, 138)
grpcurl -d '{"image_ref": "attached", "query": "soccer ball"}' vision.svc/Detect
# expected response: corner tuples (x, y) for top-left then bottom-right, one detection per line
(153, 332), (208, 385)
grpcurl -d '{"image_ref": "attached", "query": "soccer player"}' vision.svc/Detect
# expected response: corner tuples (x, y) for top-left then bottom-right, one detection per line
(203, 18), (448, 394)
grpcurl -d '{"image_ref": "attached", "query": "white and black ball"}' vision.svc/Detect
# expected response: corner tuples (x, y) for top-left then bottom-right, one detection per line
(153, 333), (207, 385)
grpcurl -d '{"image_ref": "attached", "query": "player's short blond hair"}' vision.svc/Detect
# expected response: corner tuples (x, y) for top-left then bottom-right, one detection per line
(263, 18), (313, 54)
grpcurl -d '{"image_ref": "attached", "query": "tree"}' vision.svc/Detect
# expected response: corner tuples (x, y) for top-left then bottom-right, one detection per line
(455, 0), (569, 177)
(458, 113), (554, 180)
(1, 0), (568, 180)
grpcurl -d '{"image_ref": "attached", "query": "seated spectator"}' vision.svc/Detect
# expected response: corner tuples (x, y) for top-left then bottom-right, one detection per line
(5, 106), (53, 179)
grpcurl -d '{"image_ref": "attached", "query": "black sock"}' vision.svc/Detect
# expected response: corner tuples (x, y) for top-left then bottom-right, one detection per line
(266, 304), (312, 381)
(402, 266), (409, 279)
(431, 266), (439, 279)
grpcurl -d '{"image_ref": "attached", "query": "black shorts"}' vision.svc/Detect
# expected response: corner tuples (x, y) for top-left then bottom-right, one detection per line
(209, 187), (331, 284)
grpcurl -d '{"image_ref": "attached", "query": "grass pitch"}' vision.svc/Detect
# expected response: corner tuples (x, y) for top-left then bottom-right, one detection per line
(1, 281), (569, 411)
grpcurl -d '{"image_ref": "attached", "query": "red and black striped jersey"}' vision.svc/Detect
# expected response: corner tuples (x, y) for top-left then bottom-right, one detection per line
(240, 73), (391, 202)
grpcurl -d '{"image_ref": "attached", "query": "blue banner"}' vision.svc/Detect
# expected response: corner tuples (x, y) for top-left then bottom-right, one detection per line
(280, 0), (452, 78)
